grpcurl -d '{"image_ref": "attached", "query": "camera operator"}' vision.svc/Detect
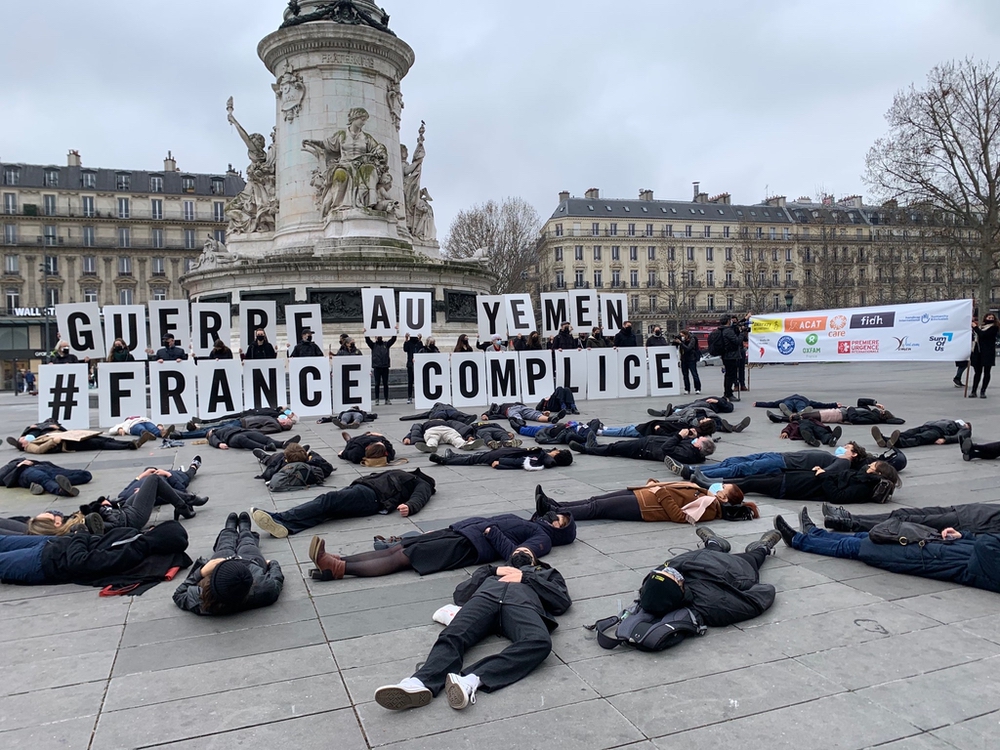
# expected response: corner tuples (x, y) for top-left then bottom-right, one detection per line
(645, 326), (668, 348)
(716, 315), (744, 399)
(673, 330), (702, 395)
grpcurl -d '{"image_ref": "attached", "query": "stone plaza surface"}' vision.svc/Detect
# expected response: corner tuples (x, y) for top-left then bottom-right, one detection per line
(1, 361), (999, 750)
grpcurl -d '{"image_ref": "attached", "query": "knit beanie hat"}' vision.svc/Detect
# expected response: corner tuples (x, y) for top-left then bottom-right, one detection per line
(639, 567), (685, 615)
(210, 560), (254, 605)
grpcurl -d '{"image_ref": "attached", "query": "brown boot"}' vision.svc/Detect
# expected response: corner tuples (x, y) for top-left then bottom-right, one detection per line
(309, 536), (345, 580)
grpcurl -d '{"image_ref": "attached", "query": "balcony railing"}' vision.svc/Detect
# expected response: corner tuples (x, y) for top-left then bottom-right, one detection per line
(3, 207), (225, 223)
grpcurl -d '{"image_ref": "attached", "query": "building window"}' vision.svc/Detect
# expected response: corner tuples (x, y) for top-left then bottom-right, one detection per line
(575, 270), (585, 287)
(648, 270), (657, 286)
(82, 255), (96, 275)
(2, 193), (16, 214)
(784, 228), (791, 240)
(149, 198), (163, 221)
(182, 176), (196, 192)
(555, 224), (563, 237)
(184, 229), (196, 249)
(804, 247), (812, 262)
(612, 270), (621, 287)
(593, 245), (602, 261)
(119, 288), (134, 305)
(44, 169), (59, 187)
(667, 246), (675, 261)
(211, 178), (225, 195)
(4, 254), (18, 273)
(745, 248), (752, 262)
(82, 226), (95, 247)
(118, 256), (132, 276)
(213, 201), (225, 222)
(152, 228), (164, 249)
(785, 248), (792, 262)
(725, 270), (733, 286)
(44, 226), (57, 245)
(118, 197), (130, 219)
(628, 223), (636, 236)
(44, 255), (58, 276)
(706, 247), (714, 261)
(82, 171), (96, 189)
(152, 287), (167, 301)
(759, 270), (766, 285)
(630, 269), (639, 287)
(214, 229), (226, 243)
(806, 269), (812, 285)
(6, 288), (20, 310)
(756, 227), (763, 239)
(687, 270), (696, 286)
(630, 295), (639, 312)
(594, 270), (603, 288)
(555, 271), (565, 288)
(707, 294), (715, 311)
(83, 288), (98, 303)
(43, 195), (56, 216)
(591, 222), (600, 236)
(4, 166), (21, 185)
(647, 246), (655, 260)
(574, 245), (584, 261)
(82, 196), (95, 217)
(772, 271), (779, 285)
(786, 270), (793, 284)
(611, 245), (620, 261)
(116, 173), (131, 191)
(152, 257), (165, 275)
(666, 225), (673, 237)
(773, 294), (780, 311)
(668, 270), (676, 286)
(723, 226), (730, 238)
(184, 258), (195, 273)
(3, 225), (16, 245)
(769, 227), (776, 240)
(150, 176), (163, 193)
(686, 246), (695, 261)
(609, 223), (617, 236)
(183, 200), (195, 221)
(703, 225), (711, 238)
(685, 225), (692, 237)
(118, 227), (131, 248)
(727, 295), (734, 311)
(629, 246), (638, 262)
(649, 295), (657, 310)
(707, 269), (715, 286)
(554, 247), (563, 262)
(646, 223), (653, 236)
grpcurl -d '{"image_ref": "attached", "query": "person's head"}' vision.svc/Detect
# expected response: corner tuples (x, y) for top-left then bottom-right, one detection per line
(639, 566), (685, 615)
(867, 460), (902, 487)
(529, 331), (540, 342)
(986, 313), (998, 325)
(376, 334), (384, 343)
(201, 559), (254, 613)
(694, 436), (716, 455)
(28, 511), (84, 536)
(680, 329), (690, 339)
(347, 106), (369, 127)
(301, 328), (313, 342)
(255, 329), (267, 343)
(212, 338), (227, 350)
(719, 314), (732, 327)
(491, 334), (502, 345)
(277, 415), (293, 429)
(339, 333), (349, 344)
(162, 333), (175, 348)
(695, 418), (717, 437)
(346, 338), (356, 348)
(842, 441), (867, 466)
(532, 510), (577, 550)
(591, 326), (601, 336)
(717, 484), (744, 504)
(548, 449), (574, 466)
(623, 320), (632, 330)
(458, 334), (469, 344)
(113, 338), (127, 351)
(425, 336), (436, 348)
(653, 326), (662, 337)
(56, 339), (70, 354)
(282, 443), (308, 464)
(508, 547), (537, 568)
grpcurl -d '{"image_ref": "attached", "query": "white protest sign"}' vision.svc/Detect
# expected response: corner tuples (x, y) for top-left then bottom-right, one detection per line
(617, 347), (647, 399)
(600, 293), (628, 336)
(568, 290), (599, 331)
(519, 351), (555, 402)
(540, 293), (569, 338)
(476, 295), (507, 341)
(97, 362), (148, 428)
(505, 294), (535, 338)
(398, 292), (433, 337)
(332, 354), (372, 412)
(191, 303), (232, 357)
(288, 356), (332, 417)
(414, 352), (452, 409)
(286, 304), (324, 352)
(37, 364), (90, 429)
(196, 360), (245, 419)
(485, 351), (520, 401)
(449, 352), (488, 409)
(149, 300), (191, 351)
(586, 348), (618, 400)
(55, 303), (104, 358)
(239, 300), (277, 354)
(555, 349), (588, 401)
(362, 288), (397, 337)
(102, 305), (148, 358)
(647, 348), (681, 397)
(149, 360), (198, 424)
(242, 360), (285, 412)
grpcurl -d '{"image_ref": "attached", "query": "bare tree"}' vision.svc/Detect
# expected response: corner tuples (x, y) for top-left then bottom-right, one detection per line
(735, 220), (775, 312)
(443, 197), (541, 294)
(865, 58), (1000, 307)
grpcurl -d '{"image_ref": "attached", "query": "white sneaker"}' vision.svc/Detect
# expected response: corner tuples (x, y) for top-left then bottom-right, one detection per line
(695, 390), (702, 394)
(445, 673), (479, 710)
(374, 677), (432, 710)
(250, 507), (288, 538)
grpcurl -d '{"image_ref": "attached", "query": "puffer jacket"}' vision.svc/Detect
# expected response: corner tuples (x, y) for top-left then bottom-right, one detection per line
(450, 513), (577, 563)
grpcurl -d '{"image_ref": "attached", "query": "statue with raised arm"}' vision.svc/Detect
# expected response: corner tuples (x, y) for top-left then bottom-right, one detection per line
(225, 97), (278, 234)
(302, 107), (388, 216)
(401, 120), (426, 234)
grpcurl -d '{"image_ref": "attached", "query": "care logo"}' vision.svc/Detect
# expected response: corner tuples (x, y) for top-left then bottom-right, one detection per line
(776, 335), (795, 356)
(784, 316), (828, 332)
(828, 315), (848, 337)
(751, 318), (782, 334)
(805, 334), (819, 346)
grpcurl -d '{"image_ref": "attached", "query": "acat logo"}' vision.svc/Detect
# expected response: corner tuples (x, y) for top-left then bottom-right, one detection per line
(784, 316), (828, 332)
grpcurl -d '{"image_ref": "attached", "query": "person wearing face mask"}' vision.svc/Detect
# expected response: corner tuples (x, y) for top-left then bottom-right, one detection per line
(570, 432), (716, 465)
(374, 546), (571, 712)
(289, 328), (324, 358)
(645, 327), (668, 348)
(243, 329), (277, 360)
(550, 322), (578, 350)
(969, 312), (999, 398)
(147, 334), (187, 363)
(673, 330), (702, 395)
(453, 334), (474, 353)
(477, 333), (509, 352)
(208, 338), (234, 360)
(50, 340), (80, 365)
(365, 327), (398, 405)
(728, 460), (901, 505)
(107, 338), (135, 362)
(665, 442), (867, 484)
(613, 320), (639, 347)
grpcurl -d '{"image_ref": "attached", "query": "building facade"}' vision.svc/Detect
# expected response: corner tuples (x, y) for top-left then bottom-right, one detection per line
(537, 186), (983, 336)
(0, 151), (244, 388)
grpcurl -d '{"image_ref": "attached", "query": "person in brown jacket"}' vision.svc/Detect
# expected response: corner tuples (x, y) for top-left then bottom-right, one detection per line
(533, 479), (757, 525)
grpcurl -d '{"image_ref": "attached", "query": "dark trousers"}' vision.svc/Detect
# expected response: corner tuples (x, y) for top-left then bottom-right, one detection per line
(722, 358), (739, 398)
(844, 505), (965, 533)
(439, 452), (494, 466)
(737, 356), (747, 388)
(406, 365), (414, 399)
(680, 361), (701, 392)
(799, 418), (836, 446)
(271, 485), (380, 535)
(212, 526), (265, 566)
(19, 467), (92, 495)
(547, 386), (577, 410)
(896, 426), (965, 449)
(732, 474), (785, 498)
(105, 475), (188, 529)
(971, 440), (1000, 460)
(229, 431), (279, 451)
(971, 364), (993, 394)
(73, 436), (134, 451)
(588, 440), (646, 459)
(0, 517), (29, 535)
(413, 594), (552, 695)
(737, 547), (769, 572)
(558, 490), (642, 521)
(374, 367), (390, 400)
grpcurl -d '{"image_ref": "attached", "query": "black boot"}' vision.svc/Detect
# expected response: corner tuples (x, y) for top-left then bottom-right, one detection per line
(774, 515), (797, 547)
(174, 502), (197, 521)
(745, 530), (781, 554)
(225, 512), (239, 531)
(238, 511), (252, 533)
(821, 503), (854, 531)
(534, 485), (560, 516)
(827, 426), (843, 446)
(962, 437), (974, 461)
(690, 469), (712, 489)
(696, 526), (731, 553)
(509, 415), (527, 431)
(799, 506), (817, 533)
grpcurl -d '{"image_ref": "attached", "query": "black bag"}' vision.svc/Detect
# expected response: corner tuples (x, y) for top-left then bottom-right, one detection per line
(707, 329), (724, 357)
(868, 517), (940, 546)
(267, 462), (325, 492)
(870, 478), (896, 504)
(585, 602), (705, 652)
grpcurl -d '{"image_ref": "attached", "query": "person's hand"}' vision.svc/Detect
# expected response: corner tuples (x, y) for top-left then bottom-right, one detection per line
(935, 438), (946, 445)
(17, 459), (33, 467)
(491, 461), (500, 468)
(812, 466), (826, 474)
(219, 443), (229, 450)
(496, 567), (523, 582)
(175, 358), (182, 363)
(402, 437), (411, 445)
(136, 468), (154, 479)
(101, 499), (112, 506)
(779, 433), (789, 439)
(483, 526), (492, 535)
(397, 504), (410, 517)
(200, 557), (225, 576)
(155, 469), (171, 477)
(157, 359), (164, 364)
(837, 403), (844, 407)
(405, 333), (410, 340)
(941, 527), (962, 540)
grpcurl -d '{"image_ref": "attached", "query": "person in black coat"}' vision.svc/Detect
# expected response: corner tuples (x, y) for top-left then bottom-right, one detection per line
(551, 323), (579, 351)
(753, 394), (841, 413)
(822, 501), (1000, 534)
(645, 327), (668, 348)
(249, 468), (436, 537)
(307, 510), (576, 581)
(0, 458), (91, 497)
(875, 419), (970, 449)
(399, 402), (479, 423)
(255, 444), (334, 484)
(535, 386), (579, 415)
(366, 329), (398, 405)
(403, 333), (423, 404)
(374, 551), (571, 711)
(207, 425), (299, 452)
(673, 330), (702, 394)
(207, 339), (234, 360)
(969, 313), (999, 397)
(289, 328), (324, 358)
(767, 399), (903, 428)
(647, 396), (734, 419)
(173, 512), (283, 615)
(339, 432), (394, 464)
(716, 316), (744, 399)
(732, 461), (900, 505)
(243, 329), (277, 359)
(613, 321), (639, 347)
(571, 433), (715, 465)
(147, 334), (188, 362)
(429, 446), (573, 470)
(775, 509), (1000, 594)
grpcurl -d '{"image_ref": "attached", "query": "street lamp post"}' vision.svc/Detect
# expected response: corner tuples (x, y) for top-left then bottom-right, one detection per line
(39, 262), (50, 361)
(784, 291), (794, 313)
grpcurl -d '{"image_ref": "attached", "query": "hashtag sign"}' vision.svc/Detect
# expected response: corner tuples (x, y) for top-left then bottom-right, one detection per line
(48, 373), (80, 421)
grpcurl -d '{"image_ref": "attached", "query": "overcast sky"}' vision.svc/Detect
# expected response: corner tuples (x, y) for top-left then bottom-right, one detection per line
(3, 1), (1000, 238)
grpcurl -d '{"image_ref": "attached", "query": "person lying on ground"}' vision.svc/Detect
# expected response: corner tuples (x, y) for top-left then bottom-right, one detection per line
(306, 510), (576, 581)
(766, 399), (904, 426)
(647, 396), (734, 418)
(778, 417), (842, 447)
(399, 402), (480, 424)
(0, 458), (91, 497)
(753, 394), (841, 413)
(570, 432), (716, 465)
(249, 468), (436, 538)
(206, 425), (301, 452)
(339, 432), (394, 464)
(428, 446), (574, 471)
(960, 436), (1000, 461)
(534, 386), (580, 415)
(73, 473), (202, 530)
(401, 419), (485, 452)
(484, 402), (566, 430)
(7, 420), (156, 453)
(374, 548), (571, 712)
(108, 417), (173, 440)
(189, 407), (295, 427)
(173, 512), (283, 616)
(872, 419), (970, 449)
(600, 415), (736, 438)
(516, 420), (599, 445)
(728, 461), (901, 505)
(533, 479), (757, 523)
(774, 507), (1000, 594)
(173, 413), (294, 440)
(114, 457), (205, 506)
(317, 407), (377, 428)
(664, 442), (868, 481)
(253, 444), (335, 483)
(821, 500), (1000, 534)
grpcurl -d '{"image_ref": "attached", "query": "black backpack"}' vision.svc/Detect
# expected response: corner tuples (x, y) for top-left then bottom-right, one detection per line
(585, 601), (706, 652)
(707, 328), (725, 357)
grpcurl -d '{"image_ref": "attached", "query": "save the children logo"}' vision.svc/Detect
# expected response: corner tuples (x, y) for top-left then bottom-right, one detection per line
(776, 336), (795, 355)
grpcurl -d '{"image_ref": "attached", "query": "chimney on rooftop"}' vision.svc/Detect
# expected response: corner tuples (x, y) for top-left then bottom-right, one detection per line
(164, 151), (177, 172)
(66, 149), (81, 167)
(692, 181), (700, 200)
(638, 189), (654, 201)
(558, 190), (570, 202)
(765, 196), (787, 208)
(709, 192), (731, 205)
(584, 187), (600, 200)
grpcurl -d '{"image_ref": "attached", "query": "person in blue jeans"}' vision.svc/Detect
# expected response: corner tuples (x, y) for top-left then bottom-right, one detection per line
(108, 417), (168, 439)
(0, 458), (91, 497)
(675, 442), (867, 481)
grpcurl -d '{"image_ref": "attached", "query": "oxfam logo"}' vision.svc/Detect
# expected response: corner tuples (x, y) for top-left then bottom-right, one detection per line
(777, 336), (795, 355)
(805, 334), (819, 345)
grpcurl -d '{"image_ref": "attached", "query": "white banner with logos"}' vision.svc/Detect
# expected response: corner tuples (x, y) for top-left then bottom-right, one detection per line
(748, 299), (973, 363)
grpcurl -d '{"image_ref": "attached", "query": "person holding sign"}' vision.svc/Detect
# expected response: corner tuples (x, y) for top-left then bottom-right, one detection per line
(403, 333), (423, 404)
(365, 328), (398, 405)
(289, 328), (324, 358)
(243, 329), (277, 360)
(107, 338), (136, 363)
(50, 340), (84, 365)
(147, 334), (188, 363)
(477, 334), (507, 353)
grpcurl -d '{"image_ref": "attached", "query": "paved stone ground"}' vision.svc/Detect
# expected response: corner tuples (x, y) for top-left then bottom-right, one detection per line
(2, 361), (999, 750)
